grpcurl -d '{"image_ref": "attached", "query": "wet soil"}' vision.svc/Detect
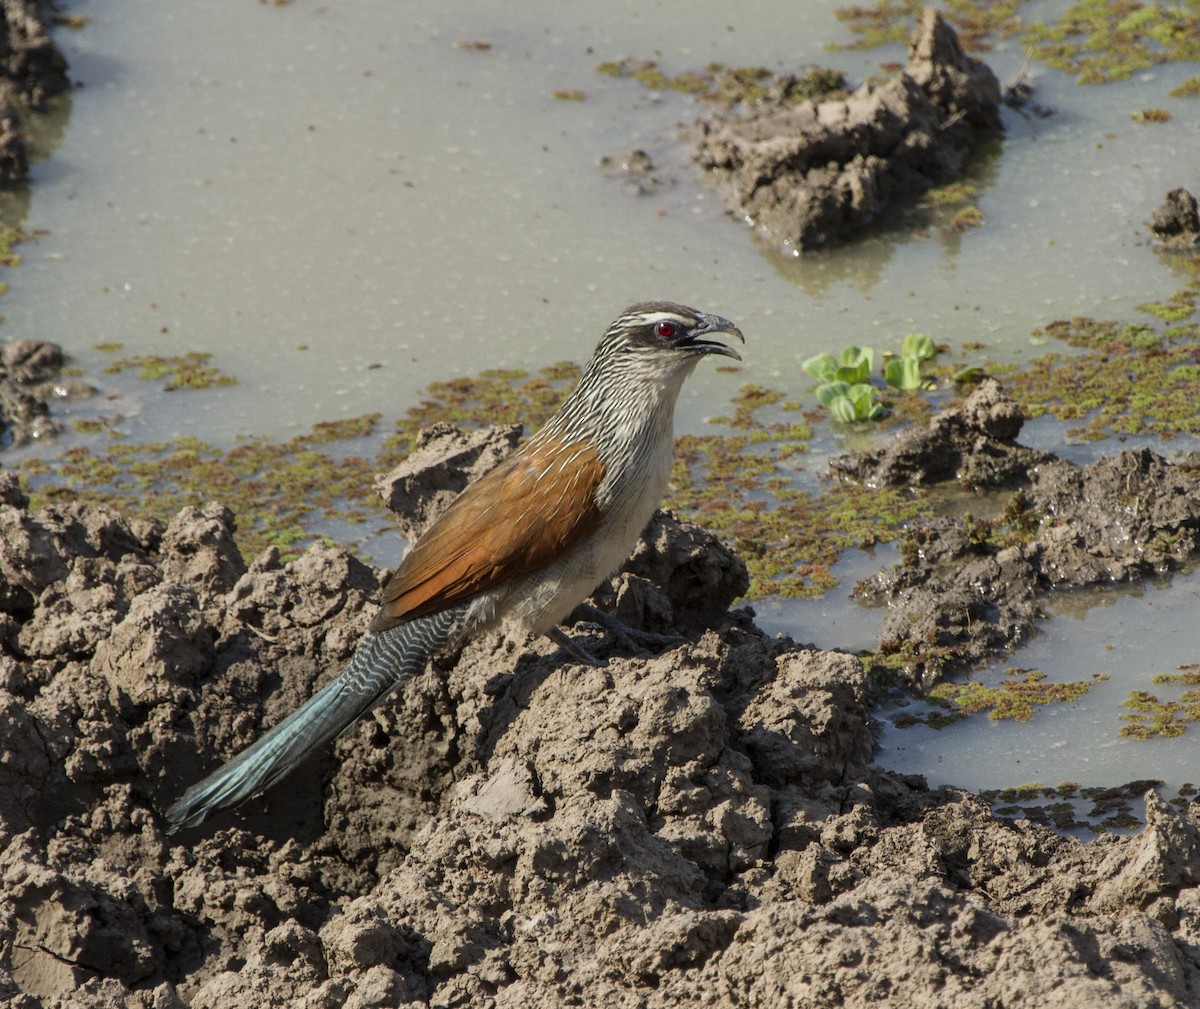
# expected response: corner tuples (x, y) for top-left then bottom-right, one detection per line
(3, 401), (1200, 1007)
(0, 0), (71, 187)
(1149, 188), (1200, 249)
(840, 379), (1200, 686)
(0, 340), (91, 448)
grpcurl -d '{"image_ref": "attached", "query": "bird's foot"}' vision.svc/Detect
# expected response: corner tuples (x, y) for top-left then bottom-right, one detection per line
(549, 603), (688, 664)
(547, 625), (607, 667)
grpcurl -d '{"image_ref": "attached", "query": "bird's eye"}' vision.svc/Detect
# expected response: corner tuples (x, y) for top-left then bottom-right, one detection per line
(656, 321), (676, 338)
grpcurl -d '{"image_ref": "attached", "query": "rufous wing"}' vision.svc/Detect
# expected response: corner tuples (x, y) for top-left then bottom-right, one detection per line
(370, 437), (607, 631)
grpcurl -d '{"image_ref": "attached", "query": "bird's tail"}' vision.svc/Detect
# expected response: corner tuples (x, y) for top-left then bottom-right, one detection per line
(165, 606), (467, 831)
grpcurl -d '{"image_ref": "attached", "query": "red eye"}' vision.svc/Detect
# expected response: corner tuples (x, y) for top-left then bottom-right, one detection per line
(656, 321), (676, 338)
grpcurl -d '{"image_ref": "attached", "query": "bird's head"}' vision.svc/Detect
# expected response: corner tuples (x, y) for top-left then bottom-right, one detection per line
(537, 301), (746, 457)
(602, 302), (745, 364)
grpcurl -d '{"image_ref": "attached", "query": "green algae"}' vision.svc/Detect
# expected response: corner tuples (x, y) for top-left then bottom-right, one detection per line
(1120, 663), (1200, 738)
(996, 259), (1200, 441)
(595, 58), (846, 107)
(1169, 75), (1200, 97)
(0, 226), (28, 268)
(832, 1), (1200, 91)
(949, 206), (985, 231)
(24, 418), (386, 562)
(897, 667), (1107, 727)
(101, 351), (238, 391)
(978, 779), (1164, 834)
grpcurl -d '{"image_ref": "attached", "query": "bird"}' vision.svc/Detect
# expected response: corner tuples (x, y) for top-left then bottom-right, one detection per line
(165, 302), (744, 831)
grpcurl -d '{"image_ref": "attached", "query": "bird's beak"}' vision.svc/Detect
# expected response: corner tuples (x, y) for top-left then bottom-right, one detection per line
(688, 313), (745, 361)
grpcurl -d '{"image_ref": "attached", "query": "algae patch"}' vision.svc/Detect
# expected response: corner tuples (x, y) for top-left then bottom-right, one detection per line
(99, 349), (238, 392)
(896, 667), (1108, 728)
(833, 0), (1200, 89)
(979, 779), (1165, 834)
(1121, 663), (1200, 738)
(996, 255), (1200, 441)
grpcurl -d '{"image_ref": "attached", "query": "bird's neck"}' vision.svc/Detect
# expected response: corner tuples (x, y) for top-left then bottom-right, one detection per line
(531, 357), (697, 510)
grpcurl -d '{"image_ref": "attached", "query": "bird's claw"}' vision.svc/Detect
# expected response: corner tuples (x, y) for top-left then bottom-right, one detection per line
(548, 604), (688, 665)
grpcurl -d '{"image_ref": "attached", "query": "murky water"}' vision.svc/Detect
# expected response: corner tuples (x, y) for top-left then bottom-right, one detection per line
(876, 568), (1200, 793)
(5, 1), (1200, 799)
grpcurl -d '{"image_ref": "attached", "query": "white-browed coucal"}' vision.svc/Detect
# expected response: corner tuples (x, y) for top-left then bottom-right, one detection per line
(166, 302), (744, 830)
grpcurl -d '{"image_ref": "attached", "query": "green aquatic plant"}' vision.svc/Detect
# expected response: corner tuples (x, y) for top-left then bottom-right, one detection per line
(802, 345), (875, 385)
(884, 333), (938, 390)
(817, 380), (886, 422)
(1120, 663), (1200, 739)
(978, 779), (1164, 835)
(804, 346), (887, 420)
(101, 351), (238, 391)
(595, 57), (845, 107)
(898, 668), (1107, 726)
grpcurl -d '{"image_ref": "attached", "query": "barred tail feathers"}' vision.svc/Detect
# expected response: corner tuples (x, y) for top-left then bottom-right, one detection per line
(165, 606), (466, 831)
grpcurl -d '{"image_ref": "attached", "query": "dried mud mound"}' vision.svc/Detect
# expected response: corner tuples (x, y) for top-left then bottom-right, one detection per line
(696, 8), (1001, 250)
(3, 421), (1200, 1006)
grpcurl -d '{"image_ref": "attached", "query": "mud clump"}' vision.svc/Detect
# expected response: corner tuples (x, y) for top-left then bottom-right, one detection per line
(696, 9), (1001, 251)
(1148, 187), (1200, 249)
(3, 423), (1200, 1006)
(0, 341), (92, 449)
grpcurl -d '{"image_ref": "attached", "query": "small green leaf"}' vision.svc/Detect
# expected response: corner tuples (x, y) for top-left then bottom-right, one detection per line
(900, 333), (936, 362)
(830, 396), (859, 423)
(885, 357), (923, 390)
(848, 383), (878, 414)
(817, 380), (851, 406)
(802, 353), (838, 382)
(838, 345), (874, 380)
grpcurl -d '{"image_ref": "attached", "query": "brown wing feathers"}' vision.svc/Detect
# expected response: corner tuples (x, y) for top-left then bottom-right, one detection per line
(370, 438), (607, 632)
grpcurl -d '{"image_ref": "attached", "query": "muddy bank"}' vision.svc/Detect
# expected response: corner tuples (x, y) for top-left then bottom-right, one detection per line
(696, 9), (1001, 251)
(839, 379), (1200, 685)
(0, 0), (71, 187)
(3, 412), (1200, 1007)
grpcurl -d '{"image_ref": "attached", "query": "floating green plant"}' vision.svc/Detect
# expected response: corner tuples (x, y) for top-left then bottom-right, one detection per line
(979, 779), (1164, 834)
(0, 226), (29, 268)
(949, 206), (985, 231)
(101, 351), (238, 391)
(1170, 75), (1200, 97)
(1121, 663), (1200, 738)
(898, 667), (1107, 726)
(595, 57), (846, 107)
(997, 264), (1200, 440)
(818, 381), (886, 422)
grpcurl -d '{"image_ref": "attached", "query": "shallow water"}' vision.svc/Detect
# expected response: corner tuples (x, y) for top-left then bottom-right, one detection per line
(6, 0), (1195, 441)
(876, 568), (1200, 794)
(5, 1), (1200, 799)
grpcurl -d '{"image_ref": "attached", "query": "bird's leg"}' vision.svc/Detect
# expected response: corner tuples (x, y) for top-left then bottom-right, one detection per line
(565, 602), (688, 659)
(546, 625), (607, 667)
